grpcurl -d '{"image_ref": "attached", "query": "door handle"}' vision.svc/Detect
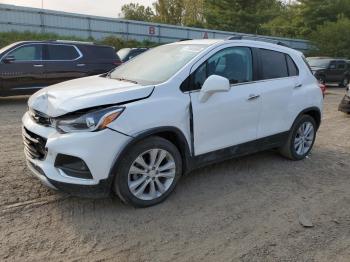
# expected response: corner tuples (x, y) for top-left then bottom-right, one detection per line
(33, 64), (44, 67)
(77, 64), (86, 67)
(295, 83), (303, 88)
(247, 94), (260, 101)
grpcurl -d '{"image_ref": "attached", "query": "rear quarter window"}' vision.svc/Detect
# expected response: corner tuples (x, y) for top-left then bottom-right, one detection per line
(286, 55), (299, 76)
(84, 46), (117, 60)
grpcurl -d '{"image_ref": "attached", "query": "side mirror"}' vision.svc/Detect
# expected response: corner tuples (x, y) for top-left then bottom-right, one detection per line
(198, 75), (230, 103)
(3, 55), (15, 64)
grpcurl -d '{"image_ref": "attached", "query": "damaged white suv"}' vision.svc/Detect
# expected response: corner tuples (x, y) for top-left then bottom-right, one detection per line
(23, 39), (323, 207)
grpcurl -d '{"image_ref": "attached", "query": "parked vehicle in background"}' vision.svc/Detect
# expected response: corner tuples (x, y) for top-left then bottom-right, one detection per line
(0, 40), (121, 96)
(22, 39), (323, 207)
(339, 84), (350, 114)
(306, 57), (350, 87)
(117, 48), (148, 62)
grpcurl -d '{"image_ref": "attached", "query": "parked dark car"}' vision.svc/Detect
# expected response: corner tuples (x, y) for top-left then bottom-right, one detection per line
(117, 48), (148, 63)
(0, 40), (121, 96)
(339, 85), (350, 114)
(306, 57), (350, 87)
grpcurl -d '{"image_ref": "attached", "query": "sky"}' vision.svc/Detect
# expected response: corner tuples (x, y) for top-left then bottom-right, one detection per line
(0, 0), (154, 18)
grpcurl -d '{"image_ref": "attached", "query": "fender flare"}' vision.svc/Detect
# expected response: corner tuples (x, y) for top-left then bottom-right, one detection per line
(106, 126), (192, 188)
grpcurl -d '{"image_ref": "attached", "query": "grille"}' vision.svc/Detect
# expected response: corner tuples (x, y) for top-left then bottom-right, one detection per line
(22, 127), (47, 160)
(29, 109), (52, 126)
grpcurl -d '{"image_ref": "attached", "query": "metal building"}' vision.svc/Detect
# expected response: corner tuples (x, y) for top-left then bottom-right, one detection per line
(0, 4), (310, 52)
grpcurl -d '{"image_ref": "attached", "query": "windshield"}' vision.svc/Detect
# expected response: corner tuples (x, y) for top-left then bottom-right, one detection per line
(117, 48), (131, 61)
(110, 44), (209, 85)
(307, 58), (331, 68)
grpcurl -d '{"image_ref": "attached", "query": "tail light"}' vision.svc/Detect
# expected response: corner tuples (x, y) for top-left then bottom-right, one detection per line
(319, 83), (326, 98)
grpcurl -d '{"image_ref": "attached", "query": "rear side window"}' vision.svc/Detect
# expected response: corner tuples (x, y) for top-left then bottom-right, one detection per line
(46, 45), (80, 60)
(8, 44), (43, 61)
(337, 61), (346, 69)
(260, 49), (288, 79)
(286, 55), (299, 76)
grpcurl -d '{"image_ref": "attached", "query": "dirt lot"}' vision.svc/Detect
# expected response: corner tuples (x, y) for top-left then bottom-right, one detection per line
(0, 88), (349, 262)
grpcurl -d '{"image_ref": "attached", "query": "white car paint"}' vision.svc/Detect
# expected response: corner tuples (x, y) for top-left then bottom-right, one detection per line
(22, 39), (323, 192)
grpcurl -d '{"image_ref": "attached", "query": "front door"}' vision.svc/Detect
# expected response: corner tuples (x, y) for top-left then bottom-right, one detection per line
(189, 47), (261, 156)
(0, 44), (45, 95)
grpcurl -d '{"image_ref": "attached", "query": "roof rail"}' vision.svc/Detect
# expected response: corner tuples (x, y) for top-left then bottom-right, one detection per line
(276, 41), (290, 48)
(227, 35), (292, 48)
(50, 40), (95, 45)
(227, 35), (243, 40)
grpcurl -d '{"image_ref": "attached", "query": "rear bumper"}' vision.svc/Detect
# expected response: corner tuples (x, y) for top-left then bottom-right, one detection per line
(339, 95), (350, 113)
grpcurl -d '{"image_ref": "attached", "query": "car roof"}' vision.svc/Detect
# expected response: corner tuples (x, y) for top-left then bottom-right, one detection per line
(172, 39), (302, 56)
(10, 40), (112, 48)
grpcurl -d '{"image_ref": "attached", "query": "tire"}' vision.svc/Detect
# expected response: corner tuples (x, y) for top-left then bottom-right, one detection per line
(113, 136), (182, 207)
(340, 76), (349, 87)
(279, 115), (317, 161)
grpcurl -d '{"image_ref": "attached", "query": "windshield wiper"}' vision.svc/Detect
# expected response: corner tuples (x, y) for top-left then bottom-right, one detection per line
(114, 77), (138, 84)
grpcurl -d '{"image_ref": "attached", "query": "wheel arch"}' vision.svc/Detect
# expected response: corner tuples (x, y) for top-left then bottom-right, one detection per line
(293, 107), (322, 131)
(108, 126), (192, 188)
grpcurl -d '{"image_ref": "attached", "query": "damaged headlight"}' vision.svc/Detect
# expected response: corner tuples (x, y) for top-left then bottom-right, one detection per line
(53, 106), (125, 133)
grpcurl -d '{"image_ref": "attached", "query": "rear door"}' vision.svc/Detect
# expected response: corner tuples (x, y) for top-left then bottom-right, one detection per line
(0, 43), (45, 95)
(42, 44), (86, 86)
(256, 49), (297, 139)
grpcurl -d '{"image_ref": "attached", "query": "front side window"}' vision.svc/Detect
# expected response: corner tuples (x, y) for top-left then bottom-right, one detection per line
(8, 44), (43, 61)
(192, 47), (253, 90)
(46, 45), (80, 60)
(260, 49), (288, 80)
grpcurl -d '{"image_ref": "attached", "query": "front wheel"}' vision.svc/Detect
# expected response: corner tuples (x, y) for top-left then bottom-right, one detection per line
(113, 136), (182, 207)
(279, 115), (317, 160)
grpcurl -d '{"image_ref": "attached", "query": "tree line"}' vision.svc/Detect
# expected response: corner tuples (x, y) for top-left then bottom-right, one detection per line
(121, 0), (350, 57)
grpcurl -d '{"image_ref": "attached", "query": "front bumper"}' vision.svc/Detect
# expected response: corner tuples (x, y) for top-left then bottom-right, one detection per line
(22, 112), (132, 197)
(339, 95), (350, 113)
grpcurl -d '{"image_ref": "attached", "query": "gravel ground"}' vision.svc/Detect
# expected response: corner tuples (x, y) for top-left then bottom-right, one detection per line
(0, 88), (349, 262)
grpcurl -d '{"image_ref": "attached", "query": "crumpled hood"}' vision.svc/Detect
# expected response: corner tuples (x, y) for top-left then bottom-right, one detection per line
(28, 75), (154, 117)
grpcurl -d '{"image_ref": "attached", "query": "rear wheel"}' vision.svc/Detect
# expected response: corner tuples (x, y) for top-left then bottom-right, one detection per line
(279, 115), (317, 160)
(113, 136), (182, 207)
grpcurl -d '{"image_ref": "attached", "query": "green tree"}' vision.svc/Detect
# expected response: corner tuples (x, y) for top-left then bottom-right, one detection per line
(153, 0), (184, 25)
(182, 0), (205, 27)
(121, 3), (155, 22)
(203, 0), (283, 34)
(310, 17), (350, 58)
(298, 0), (350, 32)
(261, 3), (307, 38)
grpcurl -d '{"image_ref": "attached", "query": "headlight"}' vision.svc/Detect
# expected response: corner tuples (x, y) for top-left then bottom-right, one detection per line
(53, 106), (124, 133)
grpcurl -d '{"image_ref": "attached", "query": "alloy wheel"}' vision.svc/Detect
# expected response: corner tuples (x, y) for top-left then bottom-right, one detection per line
(127, 149), (176, 201)
(294, 121), (315, 156)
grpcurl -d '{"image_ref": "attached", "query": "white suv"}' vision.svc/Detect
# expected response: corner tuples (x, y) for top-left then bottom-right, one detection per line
(22, 39), (323, 207)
